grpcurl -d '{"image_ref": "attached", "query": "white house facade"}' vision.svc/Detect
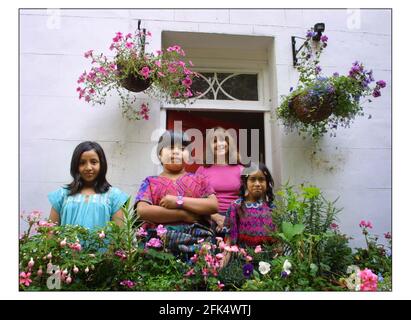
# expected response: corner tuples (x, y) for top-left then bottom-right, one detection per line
(20, 8), (391, 248)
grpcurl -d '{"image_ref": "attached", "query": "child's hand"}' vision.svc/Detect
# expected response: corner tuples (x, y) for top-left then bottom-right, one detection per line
(212, 214), (226, 232)
(159, 195), (178, 209)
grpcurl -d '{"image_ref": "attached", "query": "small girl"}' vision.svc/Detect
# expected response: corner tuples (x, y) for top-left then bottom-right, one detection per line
(224, 162), (276, 249)
(48, 141), (129, 230)
(135, 130), (218, 253)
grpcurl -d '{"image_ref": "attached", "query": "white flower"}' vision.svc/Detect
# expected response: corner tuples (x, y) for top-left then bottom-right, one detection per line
(258, 261), (271, 275)
(282, 259), (292, 275)
(345, 265), (361, 291)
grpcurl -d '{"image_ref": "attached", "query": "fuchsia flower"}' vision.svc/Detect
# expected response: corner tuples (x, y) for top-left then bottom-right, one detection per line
(384, 232), (392, 239)
(115, 250), (127, 260)
(19, 272), (32, 287)
(125, 42), (133, 49)
(60, 238), (67, 247)
(98, 231), (105, 239)
(146, 238), (163, 248)
(69, 242), (82, 252)
(37, 268), (43, 277)
(139, 103), (150, 120)
(125, 33), (132, 39)
(330, 223), (339, 230)
(359, 220), (373, 229)
(190, 254), (199, 264)
(84, 50), (93, 58)
(120, 280), (135, 288)
(217, 281), (225, 290)
(28, 258), (35, 269)
(185, 268), (195, 277)
(215, 253), (224, 260)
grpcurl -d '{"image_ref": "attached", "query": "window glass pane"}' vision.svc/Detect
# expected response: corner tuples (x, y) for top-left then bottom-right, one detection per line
(191, 72), (258, 101)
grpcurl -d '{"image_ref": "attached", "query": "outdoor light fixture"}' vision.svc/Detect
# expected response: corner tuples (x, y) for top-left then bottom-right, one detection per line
(291, 23), (325, 66)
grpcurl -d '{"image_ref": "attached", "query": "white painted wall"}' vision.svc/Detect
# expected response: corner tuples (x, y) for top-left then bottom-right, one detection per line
(20, 9), (391, 248)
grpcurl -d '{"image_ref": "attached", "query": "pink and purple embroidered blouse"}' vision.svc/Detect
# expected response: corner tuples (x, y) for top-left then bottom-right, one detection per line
(135, 172), (215, 226)
(224, 199), (276, 247)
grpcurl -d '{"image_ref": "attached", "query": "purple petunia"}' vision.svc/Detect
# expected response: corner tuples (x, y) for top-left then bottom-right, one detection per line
(372, 90), (381, 98)
(243, 263), (254, 278)
(376, 80), (386, 88)
(306, 30), (315, 38)
(320, 35), (328, 42)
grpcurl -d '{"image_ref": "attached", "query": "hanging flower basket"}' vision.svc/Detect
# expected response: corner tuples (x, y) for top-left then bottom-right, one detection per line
(276, 29), (387, 142)
(290, 91), (335, 123)
(116, 62), (152, 93)
(76, 27), (198, 121)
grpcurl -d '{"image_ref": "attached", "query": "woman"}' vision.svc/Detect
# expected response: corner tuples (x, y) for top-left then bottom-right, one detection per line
(196, 127), (243, 235)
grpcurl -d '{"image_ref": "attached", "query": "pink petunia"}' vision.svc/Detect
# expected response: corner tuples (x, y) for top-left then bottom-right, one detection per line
(183, 89), (193, 98)
(140, 66), (151, 79)
(146, 237), (163, 248)
(156, 224), (167, 238)
(182, 77), (193, 88)
(254, 245), (262, 253)
(136, 227), (148, 237)
(125, 42), (133, 49)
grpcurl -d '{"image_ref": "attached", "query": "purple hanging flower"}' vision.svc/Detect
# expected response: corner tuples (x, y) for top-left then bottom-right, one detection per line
(376, 80), (386, 88)
(315, 65), (322, 74)
(306, 30), (315, 38)
(320, 35), (328, 42)
(372, 90), (381, 98)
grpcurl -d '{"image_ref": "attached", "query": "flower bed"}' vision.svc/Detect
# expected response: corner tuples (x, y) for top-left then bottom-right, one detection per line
(19, 186), (391, 291)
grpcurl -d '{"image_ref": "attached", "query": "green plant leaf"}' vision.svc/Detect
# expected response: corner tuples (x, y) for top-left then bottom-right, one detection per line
(282, 222), (305, 240)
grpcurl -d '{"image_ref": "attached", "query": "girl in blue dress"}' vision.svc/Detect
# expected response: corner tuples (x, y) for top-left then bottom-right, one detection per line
(48, 141), (129, 230)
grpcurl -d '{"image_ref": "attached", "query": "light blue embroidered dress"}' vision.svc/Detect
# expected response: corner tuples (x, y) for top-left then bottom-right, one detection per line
(48, 187), (129, 230)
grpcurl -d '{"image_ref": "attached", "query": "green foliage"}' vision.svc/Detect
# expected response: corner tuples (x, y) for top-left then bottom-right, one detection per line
(19, 186), (392, 291)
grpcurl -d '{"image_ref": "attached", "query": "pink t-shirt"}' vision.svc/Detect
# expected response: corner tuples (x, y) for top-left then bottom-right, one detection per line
(196, 164), (243, 214)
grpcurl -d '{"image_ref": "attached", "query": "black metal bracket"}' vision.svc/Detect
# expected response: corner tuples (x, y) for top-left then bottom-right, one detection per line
(291, 36), (309, 67)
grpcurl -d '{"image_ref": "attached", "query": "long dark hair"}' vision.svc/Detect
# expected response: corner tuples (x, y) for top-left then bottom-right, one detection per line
(237, 162), (275, 219)
(65, 141), (111, 196)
